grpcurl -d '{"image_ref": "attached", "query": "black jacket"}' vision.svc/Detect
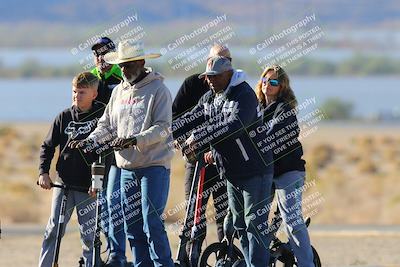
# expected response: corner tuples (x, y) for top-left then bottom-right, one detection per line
(262, 99), (306, 177)
(39, 101), (106, 188)
(172, 73), (209, 119)
(173, 70), (273, 181)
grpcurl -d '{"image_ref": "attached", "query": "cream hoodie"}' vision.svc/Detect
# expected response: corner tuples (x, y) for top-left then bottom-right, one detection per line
(89, 68), (174, 169)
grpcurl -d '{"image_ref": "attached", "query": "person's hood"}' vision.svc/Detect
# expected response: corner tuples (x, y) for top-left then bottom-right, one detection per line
(121, 67), (165, 90)
(224, 69), (247, 95)
(71, 101), (105, 121)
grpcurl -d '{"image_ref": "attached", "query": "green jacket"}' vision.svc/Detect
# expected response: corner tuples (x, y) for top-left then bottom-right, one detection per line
(91, 65), (123, 104)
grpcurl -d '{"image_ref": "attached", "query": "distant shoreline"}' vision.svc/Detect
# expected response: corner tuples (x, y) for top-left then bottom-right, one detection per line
(1, 54), (400, 78)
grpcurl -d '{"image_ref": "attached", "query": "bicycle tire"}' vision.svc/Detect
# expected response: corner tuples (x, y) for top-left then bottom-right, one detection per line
(281, 245), (321, 267)
(311, 246), (321, 267)
(199, 242), (243, 267)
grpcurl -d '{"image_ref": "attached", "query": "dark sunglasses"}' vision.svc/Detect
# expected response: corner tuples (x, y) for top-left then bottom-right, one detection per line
(118, 61), (137, 68)
(93, 50), (109, 57)
(261, 77), (279, 86)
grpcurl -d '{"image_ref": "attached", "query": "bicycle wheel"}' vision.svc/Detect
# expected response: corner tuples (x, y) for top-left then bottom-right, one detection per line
(280, 245), (321, 267)
(199, 242), (243, 267)
(311, 246), (321, 267)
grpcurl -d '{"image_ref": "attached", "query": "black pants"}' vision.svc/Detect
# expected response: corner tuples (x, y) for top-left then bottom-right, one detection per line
(184, 161), (228, 247)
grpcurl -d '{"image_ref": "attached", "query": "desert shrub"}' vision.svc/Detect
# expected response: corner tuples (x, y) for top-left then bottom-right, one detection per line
(382, 148), (400, 161)
(358, 159), (378, 174)
(346, 152), (361, 163)
(0, 181), (40, 223)
(357, 136), (374, 147)
(310, 144), (334, 168)
(0, 126), (18, 138)
(380, 136), (395, 146)
(18, 139), (39, 161)
(356, 136), (379, 158)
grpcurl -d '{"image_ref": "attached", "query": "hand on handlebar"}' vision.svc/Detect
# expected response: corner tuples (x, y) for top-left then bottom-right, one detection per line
(68, 139), (95, 152)
(38, 173), (52, 190)
(110, 137), (137, 151)
(204, 151), (214, 164)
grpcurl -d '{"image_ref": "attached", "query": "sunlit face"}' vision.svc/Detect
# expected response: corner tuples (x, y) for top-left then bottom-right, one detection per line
(261, 70), (281, 101)
(119, 60), (144, 83)
(206, 71), (232, 93)
(72, 86), (98, 111)
(93, 47), (113, 74)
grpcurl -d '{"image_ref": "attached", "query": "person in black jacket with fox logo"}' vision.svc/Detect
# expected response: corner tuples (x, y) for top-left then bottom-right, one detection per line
(173, 56), (274, 267)
(255, 65), (315, 267)
(38, 72), (105, 267)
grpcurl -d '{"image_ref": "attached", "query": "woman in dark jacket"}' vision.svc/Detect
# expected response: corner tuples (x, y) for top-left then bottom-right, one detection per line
(255, 65), (315, 267)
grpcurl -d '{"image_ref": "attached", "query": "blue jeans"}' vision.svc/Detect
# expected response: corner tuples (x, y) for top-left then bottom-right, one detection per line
(104, 165), (126, 262)
(274, 171), (315, 267)
(38, 188), (95, 267)
(227, 173), (273, 267)
(120, 166), (173, 267)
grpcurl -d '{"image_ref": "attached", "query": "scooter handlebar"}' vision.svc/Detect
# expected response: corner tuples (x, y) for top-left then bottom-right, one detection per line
(36, 181), (89, 193)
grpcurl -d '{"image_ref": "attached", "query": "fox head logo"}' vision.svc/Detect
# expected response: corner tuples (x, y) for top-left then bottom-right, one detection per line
(65, 118), (98, 139)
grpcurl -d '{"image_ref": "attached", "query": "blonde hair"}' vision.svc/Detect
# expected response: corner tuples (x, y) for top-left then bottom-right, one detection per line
(255, 65), (297, 109)
(72, 72), (99, 89)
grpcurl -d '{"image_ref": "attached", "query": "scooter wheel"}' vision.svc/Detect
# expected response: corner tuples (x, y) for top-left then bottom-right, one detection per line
(232, 259), (246, 267)
(199, 242), (243, 267)
(279, 245), (321, 267)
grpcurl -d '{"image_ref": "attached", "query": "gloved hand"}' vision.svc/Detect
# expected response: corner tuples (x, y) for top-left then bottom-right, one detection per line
(204, 151), (214, 164)
(68, 138), (96, 152)
(110, 137), (137, 151)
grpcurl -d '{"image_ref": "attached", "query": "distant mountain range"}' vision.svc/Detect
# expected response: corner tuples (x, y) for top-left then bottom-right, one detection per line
(0, 0), (398, 48)
(1, 0), (399, 27)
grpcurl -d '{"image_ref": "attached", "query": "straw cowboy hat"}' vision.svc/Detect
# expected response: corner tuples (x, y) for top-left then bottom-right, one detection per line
(104, 40), (161, 64)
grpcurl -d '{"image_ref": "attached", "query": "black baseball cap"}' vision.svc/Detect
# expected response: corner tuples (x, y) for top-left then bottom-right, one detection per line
(91, 37), (116, 52)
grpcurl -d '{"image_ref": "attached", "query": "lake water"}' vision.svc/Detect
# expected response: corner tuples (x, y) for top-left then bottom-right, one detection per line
(0, 76), (399, 122)
(2, 47), (400, 67)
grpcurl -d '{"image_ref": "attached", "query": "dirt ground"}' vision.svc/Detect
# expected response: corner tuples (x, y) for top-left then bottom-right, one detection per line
(1, 124), (400, 266)
(1, 224), (399, 267)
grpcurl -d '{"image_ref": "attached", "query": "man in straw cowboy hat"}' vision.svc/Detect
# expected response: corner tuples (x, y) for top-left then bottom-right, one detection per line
(70, 39), (175, 267)
(90, 36), (127, 267)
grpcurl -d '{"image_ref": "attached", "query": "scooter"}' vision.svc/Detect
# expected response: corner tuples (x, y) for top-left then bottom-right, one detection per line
(37, 155), (107, 267)
(174, 156), (206, 267)
(36, 181), (89, 267)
